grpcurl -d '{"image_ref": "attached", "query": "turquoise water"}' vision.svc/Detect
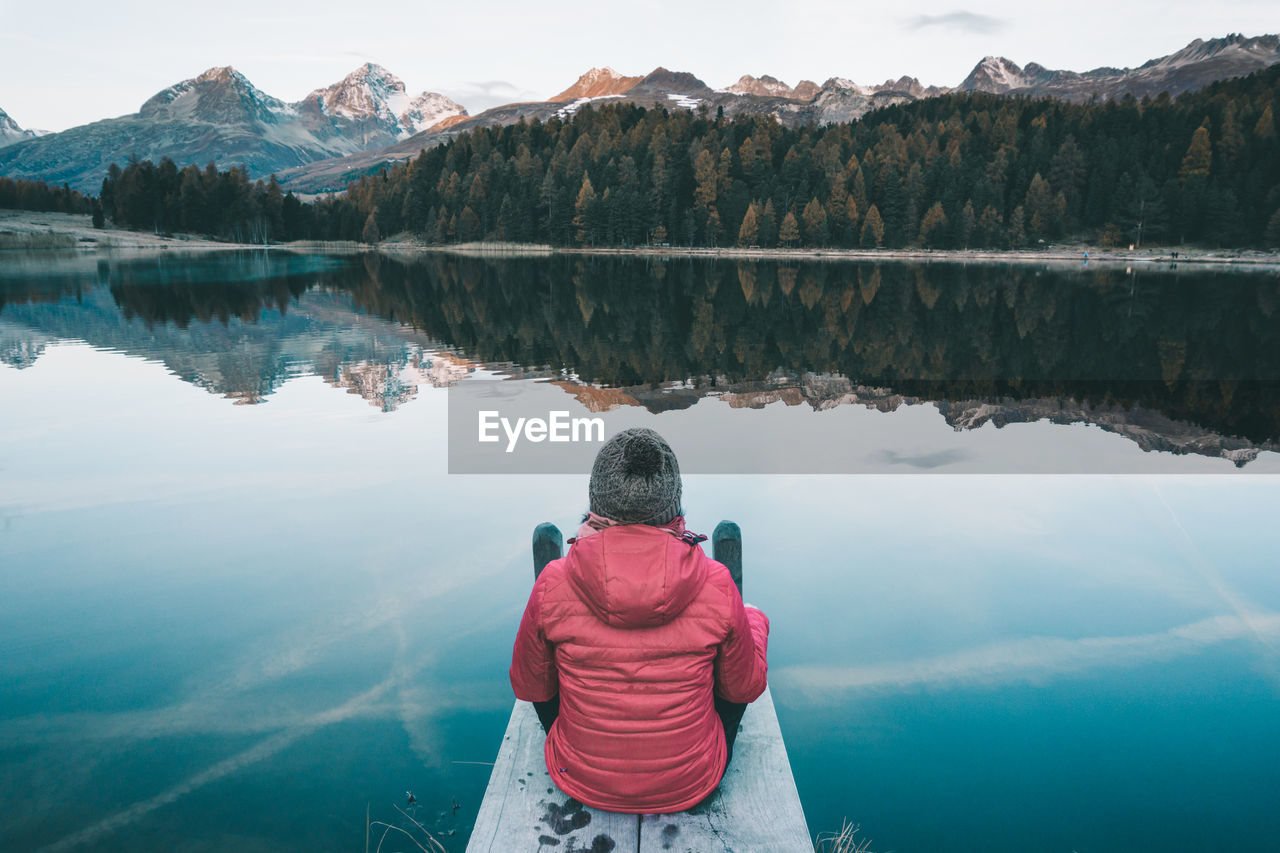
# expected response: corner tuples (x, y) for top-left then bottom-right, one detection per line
(1, 252), (1278, 852)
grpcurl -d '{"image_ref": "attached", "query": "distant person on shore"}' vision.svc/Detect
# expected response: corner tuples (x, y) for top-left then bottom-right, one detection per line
(509, 428), (770, 813)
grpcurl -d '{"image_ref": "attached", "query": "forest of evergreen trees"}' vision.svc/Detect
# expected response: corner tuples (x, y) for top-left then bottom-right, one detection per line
(0, 177), (94, 217)
(3, 65), (1279, 249)
(96, 159), (364, 243)
(342, 64), (1280, 249)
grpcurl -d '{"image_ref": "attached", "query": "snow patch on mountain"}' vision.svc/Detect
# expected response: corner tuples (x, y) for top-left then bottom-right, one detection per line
(553, 94), (624, 120)
(0, 107), (46, 149)
(303, 63), (465, 136)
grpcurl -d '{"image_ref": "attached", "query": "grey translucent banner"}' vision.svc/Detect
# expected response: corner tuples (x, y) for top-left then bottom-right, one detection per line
(446, 378), (1279, 474)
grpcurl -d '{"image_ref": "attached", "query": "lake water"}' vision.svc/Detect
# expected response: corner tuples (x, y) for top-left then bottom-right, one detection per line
(1, 251), (1279, 852)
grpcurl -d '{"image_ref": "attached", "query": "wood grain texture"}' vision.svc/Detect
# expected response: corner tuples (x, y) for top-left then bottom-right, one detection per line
(466, 700), (638, 852)
(466, 689), (811, 852)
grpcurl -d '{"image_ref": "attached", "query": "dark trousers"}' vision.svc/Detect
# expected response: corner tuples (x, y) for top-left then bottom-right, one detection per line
(533, 694), (748, 771)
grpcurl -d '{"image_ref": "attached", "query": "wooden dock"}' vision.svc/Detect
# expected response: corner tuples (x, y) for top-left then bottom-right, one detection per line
(465, 522), (812, 853)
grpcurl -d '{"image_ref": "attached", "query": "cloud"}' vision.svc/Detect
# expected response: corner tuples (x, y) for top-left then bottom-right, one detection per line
(441, 80), (545, 113)
(874, 448), (970, 469)
(906, 10), (1006, 34)
(776, 611), (1280, 696)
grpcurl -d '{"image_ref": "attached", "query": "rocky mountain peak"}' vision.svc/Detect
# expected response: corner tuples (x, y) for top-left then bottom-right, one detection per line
(628, 67), (713, 98)
(550, 67), (644, 101)
(725, 74), (797, 98)
(960, 56), (1028, 93)
(196, 66), (246, 85)
(1147, 33), (1280, 69)
(304, 65), (465, 135)
(792, 80), (821, 101)
(139, 66), (284, 123)
(0, 106), (46, 148)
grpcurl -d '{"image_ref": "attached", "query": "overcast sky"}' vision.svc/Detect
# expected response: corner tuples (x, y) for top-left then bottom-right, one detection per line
(1, 0), (1276, 132)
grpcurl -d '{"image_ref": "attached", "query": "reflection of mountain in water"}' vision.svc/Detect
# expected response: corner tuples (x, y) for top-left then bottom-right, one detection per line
(0, 253), (476, 411)
(553, 375), (1266, 466)
(1, 252), (1277, 464)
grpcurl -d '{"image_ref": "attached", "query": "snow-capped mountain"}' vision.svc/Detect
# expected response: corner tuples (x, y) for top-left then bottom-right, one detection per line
(139, 66), (288, 124)
(270, 34), (1280, 193)
(551, 67), (643, 101)
(0, 107), (45, 149)
(0, 65), (465, 192)
(298, 63), (464, 136)
(4, 33), (1276, 196)
(959, 33), (1280, 101)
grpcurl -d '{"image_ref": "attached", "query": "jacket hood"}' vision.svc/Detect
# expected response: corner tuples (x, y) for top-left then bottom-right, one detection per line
(563, 525), (708, 628)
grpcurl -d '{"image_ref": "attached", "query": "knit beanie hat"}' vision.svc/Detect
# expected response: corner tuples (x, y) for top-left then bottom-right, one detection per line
(588, 428), (682, 525)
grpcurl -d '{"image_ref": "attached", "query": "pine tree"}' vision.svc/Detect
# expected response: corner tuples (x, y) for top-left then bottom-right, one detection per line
(361, 210), (381, 244)
(778, 210), (800, 247)
(738, 201), (760, 247)
(801, 197), (829, 246)
(918, 201), (948, 247)
(1008, 205), (1027, 248)
(1025, 173), (1056, 239)
(1254, 104), (1276, 141)
(573, 175), (598, 245)
(705, 207), (724, 247)
(977, 205), (1002, 248)
(1266, 208), (1280, 247)
(959, 201), (976, 249)
(1179, 120), (1213, 182)
(860, 204), (884, 248)
(458, 205), (482, 241)
(693, 148), (718, 208)
(759, 199), (778, 248)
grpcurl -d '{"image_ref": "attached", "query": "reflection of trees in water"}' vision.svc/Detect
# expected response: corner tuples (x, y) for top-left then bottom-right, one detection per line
(3, 252), (1277, 446)
(336, 255), (1280, 444)
(345, 256), (1278, 382)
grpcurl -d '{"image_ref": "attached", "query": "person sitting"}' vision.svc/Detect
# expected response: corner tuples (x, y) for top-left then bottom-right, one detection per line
(509, 428), (770, 813)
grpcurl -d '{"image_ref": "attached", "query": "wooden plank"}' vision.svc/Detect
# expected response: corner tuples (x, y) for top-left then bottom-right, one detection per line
(466, 700), (639, 852)
(638, 688), (811, 853)
(467, 689), (811, 853)
(473, 523), (810, 852)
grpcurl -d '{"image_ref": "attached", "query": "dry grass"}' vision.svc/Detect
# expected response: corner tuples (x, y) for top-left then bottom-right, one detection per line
(0, 231), (78, 250)
(364, 802), (451, 853)
(816, 820), (874, 853)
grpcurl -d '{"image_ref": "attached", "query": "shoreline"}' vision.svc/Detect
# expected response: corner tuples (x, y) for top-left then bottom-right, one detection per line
(381, 238), (1280, 271)
(6, 210), (1280, 271)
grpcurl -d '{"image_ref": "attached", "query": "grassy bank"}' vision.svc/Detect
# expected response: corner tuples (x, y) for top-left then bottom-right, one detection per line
(8, 210), (1280, 273)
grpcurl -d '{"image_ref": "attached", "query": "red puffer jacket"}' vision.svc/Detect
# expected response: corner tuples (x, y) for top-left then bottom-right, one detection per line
(509, 523), (770, 813)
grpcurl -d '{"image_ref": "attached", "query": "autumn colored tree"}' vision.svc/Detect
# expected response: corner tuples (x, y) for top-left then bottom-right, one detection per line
(918, 201), (948, 247)
(860, 204), (885, 248)
(573, 175), (598, 245)
(778, 210), (800, 247)
(361, 210), (381, 244)
(738, 201), (761, 247)
(801, 197), (829, 246)
(1179, 120), (1213, 182)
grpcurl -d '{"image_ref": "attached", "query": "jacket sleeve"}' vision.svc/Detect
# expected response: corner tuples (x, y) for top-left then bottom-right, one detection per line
(509, 576), (558, 702)
(713, 585), (770, 704)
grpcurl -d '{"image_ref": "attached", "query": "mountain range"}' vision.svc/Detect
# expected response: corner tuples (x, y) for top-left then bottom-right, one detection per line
(0, 63), (465, 192)
(1, 34), (1277, 194)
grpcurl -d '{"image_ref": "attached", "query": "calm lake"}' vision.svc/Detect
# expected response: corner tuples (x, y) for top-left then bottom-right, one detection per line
(2, 251), (1279, 852)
